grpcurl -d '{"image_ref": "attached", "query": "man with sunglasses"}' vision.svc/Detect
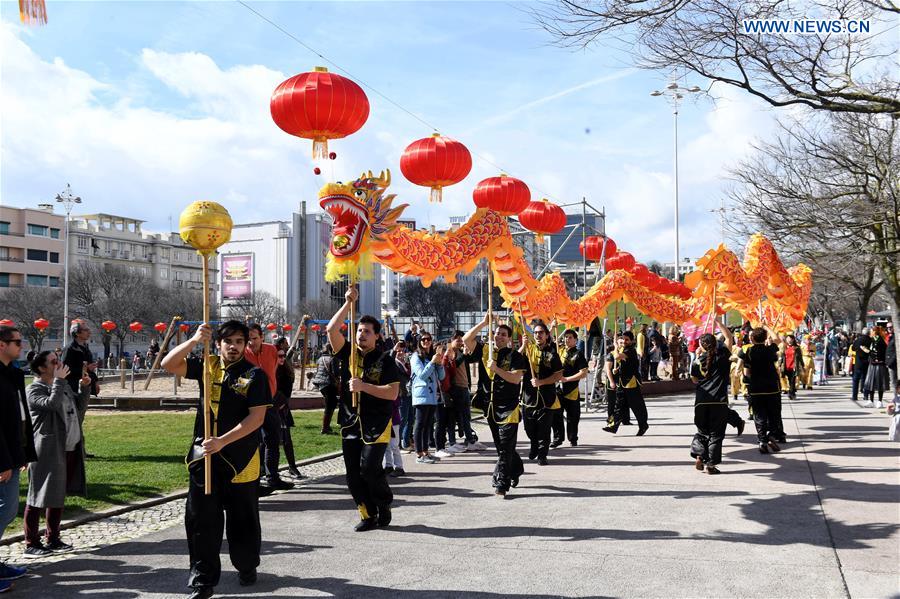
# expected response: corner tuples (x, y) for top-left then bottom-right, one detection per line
(520, 322), (563, 466)
(0, 326), (37, 591)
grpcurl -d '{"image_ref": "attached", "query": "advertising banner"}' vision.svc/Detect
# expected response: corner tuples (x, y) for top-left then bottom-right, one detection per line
(221, 253), (253, 300)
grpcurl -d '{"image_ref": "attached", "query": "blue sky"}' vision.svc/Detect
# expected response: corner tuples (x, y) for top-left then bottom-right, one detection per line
(1, 1), (782, 265)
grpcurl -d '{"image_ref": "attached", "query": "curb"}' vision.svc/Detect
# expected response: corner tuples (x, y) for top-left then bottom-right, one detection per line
(0, 450), (343, 547)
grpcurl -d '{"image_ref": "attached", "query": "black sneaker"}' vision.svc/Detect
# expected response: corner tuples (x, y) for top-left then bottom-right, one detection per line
(287, 468), (303, 479)
(23, 545), (52, 559)
(187, 587), (213, 599)
(354, 518), (377, 532)
(45, 540), (74, 553)
(258, 484), (276, 497)
(376, 505), (392, 528)
(383, 466), (394, 475)
(538, 457), (549, 466)
(736, 420), (745, 436)
(269, 479), (294, 491)
(636, 425), (649, 436)
(238, 569), (257, 586)
(389, 469), (405, 478)
(528, 450), (537, 461)
(549, 440), (562, 448)
(759, 443), (769, 454)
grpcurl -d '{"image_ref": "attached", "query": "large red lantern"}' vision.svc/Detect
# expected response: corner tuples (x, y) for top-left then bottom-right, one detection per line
(400, 134), (472, 203)
(34, 318), (50, 332)
(630, 264), (652, 286)
(518, 199), (566, 244)
(179, 323), (190, 333)
(282, 324), (293, 332)
(311, 323), (321, 332)
(0, 319), (13, 327)
(270, 67), (370, 160)
(154, 322), (167, 333)
(614, 252), (635, 271)
(129, 321), (143, 333)
(579, 236), (617, 262)
(266, 323), (277, 331)
(101, 320), (116, 332)
(472, 175), (530, 216)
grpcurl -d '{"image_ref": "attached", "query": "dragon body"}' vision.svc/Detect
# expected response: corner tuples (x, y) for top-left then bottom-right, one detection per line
(319, 170), (812, 331)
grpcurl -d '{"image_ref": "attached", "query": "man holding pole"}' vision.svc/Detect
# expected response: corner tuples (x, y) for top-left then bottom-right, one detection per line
(162, 320), (270, 599)
(328, 286), (400, 532)
(520, 322), (563, 465)
(464, 313), (528, 497)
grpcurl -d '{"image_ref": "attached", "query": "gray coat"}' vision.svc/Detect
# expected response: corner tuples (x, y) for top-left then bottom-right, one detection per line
(26, 378), (89, 508)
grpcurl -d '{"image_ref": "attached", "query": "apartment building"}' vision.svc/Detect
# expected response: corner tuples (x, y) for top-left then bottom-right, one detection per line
(0, 204), (66, 289)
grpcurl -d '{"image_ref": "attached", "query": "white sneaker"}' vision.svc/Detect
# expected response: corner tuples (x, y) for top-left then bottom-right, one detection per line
(434, 449), (454, 459)
(444, 445), (461, 454)
(864, 401), (875, 408)
(451, 443), (467, 453)
(877, 401), (884, 408)
(468, 441), (487, 451)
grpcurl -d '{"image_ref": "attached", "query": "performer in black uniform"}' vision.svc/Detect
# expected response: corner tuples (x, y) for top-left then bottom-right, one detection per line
(689, 321), (733, 474)
(161, 321), (271, 599)
(552, 329), (588, 447)
(328, 286), (400, 531)
(603, 330), (649, 435)
(520, 322), (563, 465)
(738, 326), (784, 453)
(464, 313), (528, 497)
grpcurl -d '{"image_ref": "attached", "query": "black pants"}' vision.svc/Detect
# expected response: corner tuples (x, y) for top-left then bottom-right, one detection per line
(785, 369), (797, 399)
(279, 416), (297, 470)
(614, 388), (648, 428)
(185, 463), (260, 589)
(692, 404), (728, 465)
(750, 393), (782, 444)
(341, 437), (392, 519)
(726, 407), (743, 429)
(435, 402), (458, 449)
(552, 398), (581, 444)
(851, 364), (869, 401)
(649, 361), (659, 380)
(321, 385), (339, 430)
(523, 405), (552, 459)
(487, 418), (523, 492)
(259, 407), (282, 484)
(413, 405), (435, 453)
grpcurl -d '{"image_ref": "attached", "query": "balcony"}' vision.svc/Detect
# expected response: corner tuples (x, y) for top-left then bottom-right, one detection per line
(0, 256), (24, 263)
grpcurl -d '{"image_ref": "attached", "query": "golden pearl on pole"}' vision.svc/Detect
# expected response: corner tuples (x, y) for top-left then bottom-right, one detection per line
(178, 200), (233, 255)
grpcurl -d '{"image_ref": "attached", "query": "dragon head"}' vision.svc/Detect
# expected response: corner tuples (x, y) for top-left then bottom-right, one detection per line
(318, 169), (408, 280)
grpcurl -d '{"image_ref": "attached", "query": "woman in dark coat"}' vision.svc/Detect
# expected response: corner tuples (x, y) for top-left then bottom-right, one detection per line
(24, 350), (90, 556)
(275, 349), (301, 478)
(863, 326), (891, 408)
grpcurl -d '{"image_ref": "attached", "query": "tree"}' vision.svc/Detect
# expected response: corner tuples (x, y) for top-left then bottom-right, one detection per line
(0, 286), (63, 353)
(533, 0), (899, 115)
(729, 110), (899, 369)
(222, 290), (286, 327)
(399, 280), (478, 336)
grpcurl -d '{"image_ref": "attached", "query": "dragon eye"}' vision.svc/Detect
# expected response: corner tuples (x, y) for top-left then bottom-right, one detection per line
(354, 190), (365, 198)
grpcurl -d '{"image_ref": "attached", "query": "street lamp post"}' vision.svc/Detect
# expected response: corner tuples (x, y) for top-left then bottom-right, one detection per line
(55, 184), (82, 338)
(651, 82), (700, 281)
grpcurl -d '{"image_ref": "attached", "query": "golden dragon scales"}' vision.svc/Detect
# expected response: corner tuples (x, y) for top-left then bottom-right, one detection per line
(319, 170), (812, 331)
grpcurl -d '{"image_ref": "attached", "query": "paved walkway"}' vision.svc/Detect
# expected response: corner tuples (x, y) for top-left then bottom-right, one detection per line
(8, 379), (899, 598)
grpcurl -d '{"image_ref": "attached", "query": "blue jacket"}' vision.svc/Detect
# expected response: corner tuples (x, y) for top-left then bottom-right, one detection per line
(410, 353), (445, 406)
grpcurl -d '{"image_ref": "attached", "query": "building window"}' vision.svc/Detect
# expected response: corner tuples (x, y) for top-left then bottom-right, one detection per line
(77, 236), (88, 250)
(49, 276), (60, 287)
(26, 274), (48, 286)
(27, 224), (48, 237)
(50, 228), (61, 239)
(104, 240), (111, 251)
(0, 222), (9, 235)
(0, 273), (8, 287)
(50, 252), (60, 264)
(160, 268), (168, 279)
(0, 247), (8, 260)
(27, 249), (48, 262)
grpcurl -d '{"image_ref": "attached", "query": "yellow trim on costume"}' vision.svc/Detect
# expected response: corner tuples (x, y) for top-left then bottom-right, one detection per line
(372, 418), (393, 444)
(563, 388), (580, 401)
(231, 449), (260, 483)
(548, 398), (561, 409)
(624, 376), (638, 389)
(358, 504), (371, 520)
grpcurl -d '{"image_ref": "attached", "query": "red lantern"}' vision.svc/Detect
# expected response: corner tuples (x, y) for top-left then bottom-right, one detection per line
(630, 264), (652, 286)
(0, 319), (13, 327)
(265, 323), (277, 331)
(179, 323), (190, 333)
(340, 323), (348, 331)
(270, 67), (370, 160)
(282, 324), (293, 332)
(472, 175), (530, 216)
(129, 321), (143, 333)
(518, 199), (566, 243)
(311, 324), (321, 332)
(297, 325), (305, 333)
(614, 252), (635, 271)
(154, 322), (167, 333)
(400, 134), (472, 203)
(579, 236), (617, 262)
(101, 320), (116, 332)
(34, 318), (50, 332)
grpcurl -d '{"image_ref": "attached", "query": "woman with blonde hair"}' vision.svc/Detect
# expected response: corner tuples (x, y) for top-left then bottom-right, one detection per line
(863, 326), (890, 408)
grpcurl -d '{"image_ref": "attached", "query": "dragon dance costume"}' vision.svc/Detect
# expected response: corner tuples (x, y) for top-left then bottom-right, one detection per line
(471, 342), (528, 493)
(334, 343), (400, 522)
(552, 346), (588, 446)
(605, 345), (649, 433)
(522, 341), (563, 462)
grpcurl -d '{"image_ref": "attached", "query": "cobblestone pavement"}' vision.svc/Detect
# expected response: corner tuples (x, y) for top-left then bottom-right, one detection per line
(0, 456), (346, 571)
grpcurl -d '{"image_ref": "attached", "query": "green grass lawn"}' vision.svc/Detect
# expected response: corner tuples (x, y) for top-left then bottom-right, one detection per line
(10, 410), (341, 533)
